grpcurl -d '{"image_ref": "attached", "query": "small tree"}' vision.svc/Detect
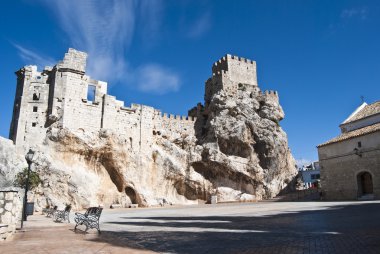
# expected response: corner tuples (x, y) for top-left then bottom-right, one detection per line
(14, 168), (41, 190)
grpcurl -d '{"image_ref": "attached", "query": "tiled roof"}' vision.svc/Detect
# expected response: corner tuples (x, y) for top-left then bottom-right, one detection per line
(318, 122), (380, 147)
(342, 101), (380, 125)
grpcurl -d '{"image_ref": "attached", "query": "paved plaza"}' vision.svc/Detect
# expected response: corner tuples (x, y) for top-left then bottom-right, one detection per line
(1, 201), (380, 253)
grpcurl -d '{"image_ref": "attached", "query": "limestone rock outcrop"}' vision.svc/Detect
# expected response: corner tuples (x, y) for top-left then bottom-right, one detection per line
(193, 89), (296, 200)
(0, 137), (26, 187)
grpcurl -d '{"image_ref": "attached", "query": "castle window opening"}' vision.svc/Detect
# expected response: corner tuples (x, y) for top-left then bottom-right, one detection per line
(33, 106), (38, 112)
(358, 141), (362, 148)
(33, 93), (40, 101)
(32, 122), (37, 127)
(87, 85), (96, 102)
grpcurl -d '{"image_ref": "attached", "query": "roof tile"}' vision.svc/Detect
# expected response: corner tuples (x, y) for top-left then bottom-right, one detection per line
(318, 122), (380, 147)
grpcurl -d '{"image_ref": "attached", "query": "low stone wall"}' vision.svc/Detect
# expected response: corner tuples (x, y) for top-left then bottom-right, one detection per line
(0, 188), (23, 241)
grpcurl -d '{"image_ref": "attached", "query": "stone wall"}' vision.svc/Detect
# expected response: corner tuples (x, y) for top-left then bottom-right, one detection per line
(318, 131), (380, 200)
(0, 188), (23, 241)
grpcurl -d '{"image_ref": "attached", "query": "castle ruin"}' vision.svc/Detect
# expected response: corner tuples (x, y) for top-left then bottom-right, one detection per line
(10, 49), (279, 153)
(8, 49), (295, 208)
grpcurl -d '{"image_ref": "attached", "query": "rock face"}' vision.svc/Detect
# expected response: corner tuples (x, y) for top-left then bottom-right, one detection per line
(0, 137), (26, 187)
(2, 51), (297, 210)
(192, 89), (295, 200)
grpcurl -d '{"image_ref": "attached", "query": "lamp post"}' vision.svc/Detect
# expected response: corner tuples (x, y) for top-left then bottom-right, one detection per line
(21, 149), (35, 228)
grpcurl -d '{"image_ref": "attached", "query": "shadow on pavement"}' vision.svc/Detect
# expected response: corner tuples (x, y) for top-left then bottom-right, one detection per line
(88, 202), (380, 254)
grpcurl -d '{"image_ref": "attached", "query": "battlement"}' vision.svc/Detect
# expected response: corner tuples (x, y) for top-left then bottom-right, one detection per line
(259, 90), (279, 101)
(263, 90), (278, 96)
(161, 113), (196, 121)
(211, 54), (257, 86)
(212, 54), (255, 73)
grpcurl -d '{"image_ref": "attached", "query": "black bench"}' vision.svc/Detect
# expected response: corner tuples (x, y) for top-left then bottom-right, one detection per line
(44, 205), (58, 217)
(54, 204), (71, 223)
(74, 207), (103, 233)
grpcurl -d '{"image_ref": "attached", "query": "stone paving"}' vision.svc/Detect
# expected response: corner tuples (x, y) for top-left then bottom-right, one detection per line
(0, 201), (379, 253)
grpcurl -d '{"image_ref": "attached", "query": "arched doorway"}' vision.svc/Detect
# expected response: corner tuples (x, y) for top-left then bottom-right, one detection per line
(125, 186), (138, 204)
(357, 172), (373, 196)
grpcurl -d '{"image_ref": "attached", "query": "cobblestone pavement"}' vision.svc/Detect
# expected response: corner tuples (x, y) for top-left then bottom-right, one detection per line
(1, 201), (380, 254)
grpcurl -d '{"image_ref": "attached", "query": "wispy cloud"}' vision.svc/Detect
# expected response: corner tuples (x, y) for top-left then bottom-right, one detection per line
(329, 6), (369, 33)
(13, 43), (56, 69)
(340, 7), (368, 20)
(187, 12), (212, 39)
(138, 0), (164, 44)
(135, 64), (180, 94)
(14, 0), (180, 94)
(39, 0), (135, 83)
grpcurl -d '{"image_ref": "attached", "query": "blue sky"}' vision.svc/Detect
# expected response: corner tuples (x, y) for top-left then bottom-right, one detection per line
(1, 0), (380, 165)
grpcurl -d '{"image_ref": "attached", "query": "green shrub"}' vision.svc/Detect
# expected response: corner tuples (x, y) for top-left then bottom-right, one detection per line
(14, 168), (41, 190)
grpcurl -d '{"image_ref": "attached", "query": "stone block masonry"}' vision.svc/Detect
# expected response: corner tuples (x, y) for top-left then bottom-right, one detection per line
(0, 188), (23, 241)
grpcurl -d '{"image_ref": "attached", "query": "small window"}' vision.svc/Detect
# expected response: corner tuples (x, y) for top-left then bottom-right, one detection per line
(358, 142), (362, 148)
(33, 106), (38, 112)
(33, 93), (40, 101)
(87, 85), (96, 101)
(32, 122), (37, 127)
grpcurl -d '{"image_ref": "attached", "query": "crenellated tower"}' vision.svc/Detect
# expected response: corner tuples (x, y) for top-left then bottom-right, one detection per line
(204, 54), (261, 108)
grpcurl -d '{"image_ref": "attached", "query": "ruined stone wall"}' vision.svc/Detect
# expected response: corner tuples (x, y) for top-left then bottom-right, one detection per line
(0, 189), (23, 241)
(57, 74), (107, 133)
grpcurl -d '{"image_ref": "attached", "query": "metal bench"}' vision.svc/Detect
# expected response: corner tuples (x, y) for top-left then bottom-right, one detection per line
(54, 205), (71, 223)
(45, 205), (58, 217)
(74, 207), (103, 233)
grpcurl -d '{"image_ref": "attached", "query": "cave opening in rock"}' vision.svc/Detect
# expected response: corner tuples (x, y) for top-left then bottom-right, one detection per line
(125, 186), (137, 204)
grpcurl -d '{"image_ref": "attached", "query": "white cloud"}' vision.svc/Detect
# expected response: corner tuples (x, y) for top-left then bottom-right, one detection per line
(341, 7), (368, 20)
(12, 0), (180, 95)
(135, 64), (180, 94)
(13, 43), (56, 69)
(38, 0), (135, 82)
(187, 12), (212, 39)
(139, 0), (164, 43)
